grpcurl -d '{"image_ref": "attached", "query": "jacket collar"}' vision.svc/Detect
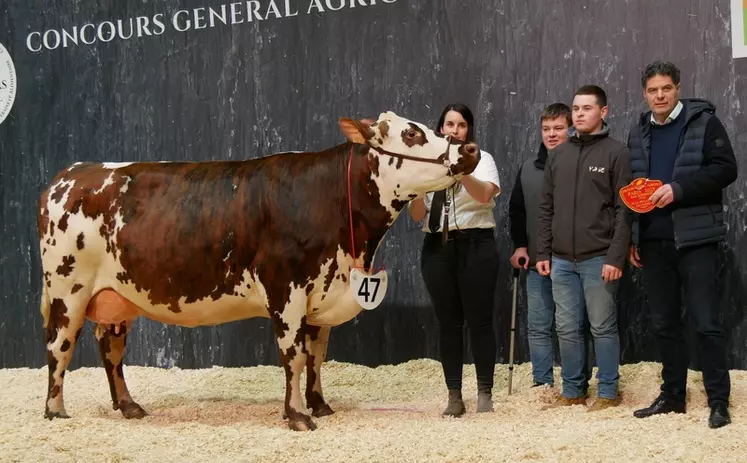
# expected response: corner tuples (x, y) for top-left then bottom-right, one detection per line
(568, 122), (610, 145)
(638, 98), (715, 129)
(650, 100), (683, 125)
(534, 142), (548, 169)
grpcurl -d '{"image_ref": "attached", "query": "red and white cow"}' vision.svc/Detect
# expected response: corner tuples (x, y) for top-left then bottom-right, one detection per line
(37, 111), (480, 431)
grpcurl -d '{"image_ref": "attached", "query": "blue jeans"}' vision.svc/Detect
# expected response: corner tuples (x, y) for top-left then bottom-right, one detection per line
(551, 256), (620, 399)
(526, 269), (555, 385)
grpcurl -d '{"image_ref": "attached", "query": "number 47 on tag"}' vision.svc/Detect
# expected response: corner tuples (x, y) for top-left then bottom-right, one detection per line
(349, 268), (388, 310)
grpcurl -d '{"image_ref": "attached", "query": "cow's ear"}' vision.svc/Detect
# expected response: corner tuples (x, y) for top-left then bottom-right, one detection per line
(339, 118), (375, 144)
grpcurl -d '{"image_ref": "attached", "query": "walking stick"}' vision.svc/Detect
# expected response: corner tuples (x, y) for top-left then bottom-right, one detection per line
(508, 257), (526, 395)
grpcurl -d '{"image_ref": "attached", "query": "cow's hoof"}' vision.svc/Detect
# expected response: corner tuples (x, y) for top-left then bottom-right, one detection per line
(119, 402), (148, 419)
(287, 412), (317, 431)
(44, 409), (70, 420)
(311, 403), (335, 418)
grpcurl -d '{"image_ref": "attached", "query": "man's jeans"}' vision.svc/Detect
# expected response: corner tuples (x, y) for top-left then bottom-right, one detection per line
(640, 241), (730, 407)
(551, 256), (620, 399)
(526, 269), (555, 385)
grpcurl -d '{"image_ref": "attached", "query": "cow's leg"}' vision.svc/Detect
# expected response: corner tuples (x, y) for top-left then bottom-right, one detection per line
(272, 296), (316, 431)
(305, 325), (334, 417)
(95, 321), (147, 419)
(43, 287), (88, 420)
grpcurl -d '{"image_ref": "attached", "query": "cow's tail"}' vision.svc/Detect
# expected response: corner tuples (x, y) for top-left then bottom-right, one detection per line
(40, 284), (51, 328)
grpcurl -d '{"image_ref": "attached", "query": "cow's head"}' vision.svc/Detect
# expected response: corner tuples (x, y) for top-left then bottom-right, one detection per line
(339, 111), (481, 193)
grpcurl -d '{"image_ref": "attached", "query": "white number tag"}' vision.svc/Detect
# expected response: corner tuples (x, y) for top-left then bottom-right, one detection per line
(350, 268), (388, 310)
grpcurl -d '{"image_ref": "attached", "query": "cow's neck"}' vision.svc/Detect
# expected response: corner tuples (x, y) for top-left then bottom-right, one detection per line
(346, 144), (418, 272)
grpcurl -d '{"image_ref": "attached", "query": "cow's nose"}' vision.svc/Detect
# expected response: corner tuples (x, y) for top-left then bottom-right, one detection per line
(464, 143), (480, 158)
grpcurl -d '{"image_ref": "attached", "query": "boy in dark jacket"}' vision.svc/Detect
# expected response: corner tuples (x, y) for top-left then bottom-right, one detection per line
(536, 85), (632, 411)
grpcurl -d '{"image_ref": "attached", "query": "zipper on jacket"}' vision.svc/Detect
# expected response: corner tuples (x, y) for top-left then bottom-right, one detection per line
(675, 109), (703, 153)
(672, 109), (702, 249)
(641, 123), (651, 176)
(572, 146), (583, 262)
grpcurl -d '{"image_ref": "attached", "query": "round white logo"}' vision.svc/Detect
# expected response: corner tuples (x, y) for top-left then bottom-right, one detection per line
(0, 43), (17, 126)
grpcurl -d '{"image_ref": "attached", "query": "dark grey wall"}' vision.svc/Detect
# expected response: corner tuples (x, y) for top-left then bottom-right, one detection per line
(2, 0), (747, 371)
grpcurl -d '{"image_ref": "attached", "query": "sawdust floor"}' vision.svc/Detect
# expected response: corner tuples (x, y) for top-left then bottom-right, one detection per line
(1, 359), (745, 462)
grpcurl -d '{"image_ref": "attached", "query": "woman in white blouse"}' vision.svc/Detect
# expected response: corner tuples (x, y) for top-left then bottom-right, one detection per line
(410, 103), (501, 417)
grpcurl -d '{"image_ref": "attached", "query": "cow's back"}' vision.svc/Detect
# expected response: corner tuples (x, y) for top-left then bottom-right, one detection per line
(38, 148), (366, 326)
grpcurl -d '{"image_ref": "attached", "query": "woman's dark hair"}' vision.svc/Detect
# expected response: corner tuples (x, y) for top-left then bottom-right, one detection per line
(435, 103), (475, 143)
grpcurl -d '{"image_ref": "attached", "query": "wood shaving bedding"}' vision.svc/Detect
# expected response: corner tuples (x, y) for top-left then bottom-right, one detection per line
(0, 360), (744, 462)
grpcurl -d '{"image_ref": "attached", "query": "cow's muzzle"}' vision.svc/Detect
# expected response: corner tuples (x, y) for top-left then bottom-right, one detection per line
(449, 142), (481, 176)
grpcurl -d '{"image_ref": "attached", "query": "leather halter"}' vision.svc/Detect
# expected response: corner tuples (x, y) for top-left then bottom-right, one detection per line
(369, 136), (457, 175)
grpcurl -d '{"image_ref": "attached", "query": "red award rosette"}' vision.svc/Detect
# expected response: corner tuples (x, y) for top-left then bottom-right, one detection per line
(619, 178), (663, 213)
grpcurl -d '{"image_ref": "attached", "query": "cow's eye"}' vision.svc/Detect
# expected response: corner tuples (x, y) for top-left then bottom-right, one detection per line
(407, 130), (416, 138)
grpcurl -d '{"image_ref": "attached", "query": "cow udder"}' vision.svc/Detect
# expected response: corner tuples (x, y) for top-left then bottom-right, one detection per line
(86, 290), (142, 325)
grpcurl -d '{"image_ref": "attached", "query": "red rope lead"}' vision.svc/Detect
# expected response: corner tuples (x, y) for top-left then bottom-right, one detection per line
(347, 146), (386, 273)
(347, 146), (357, 263)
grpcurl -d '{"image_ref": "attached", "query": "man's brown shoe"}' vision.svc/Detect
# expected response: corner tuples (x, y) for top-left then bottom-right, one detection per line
(588, 397), (620, 412)
(541, 396), (586, 410)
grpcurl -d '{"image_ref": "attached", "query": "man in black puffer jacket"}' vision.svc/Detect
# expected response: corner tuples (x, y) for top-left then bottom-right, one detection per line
(627, 61), (738, 429)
